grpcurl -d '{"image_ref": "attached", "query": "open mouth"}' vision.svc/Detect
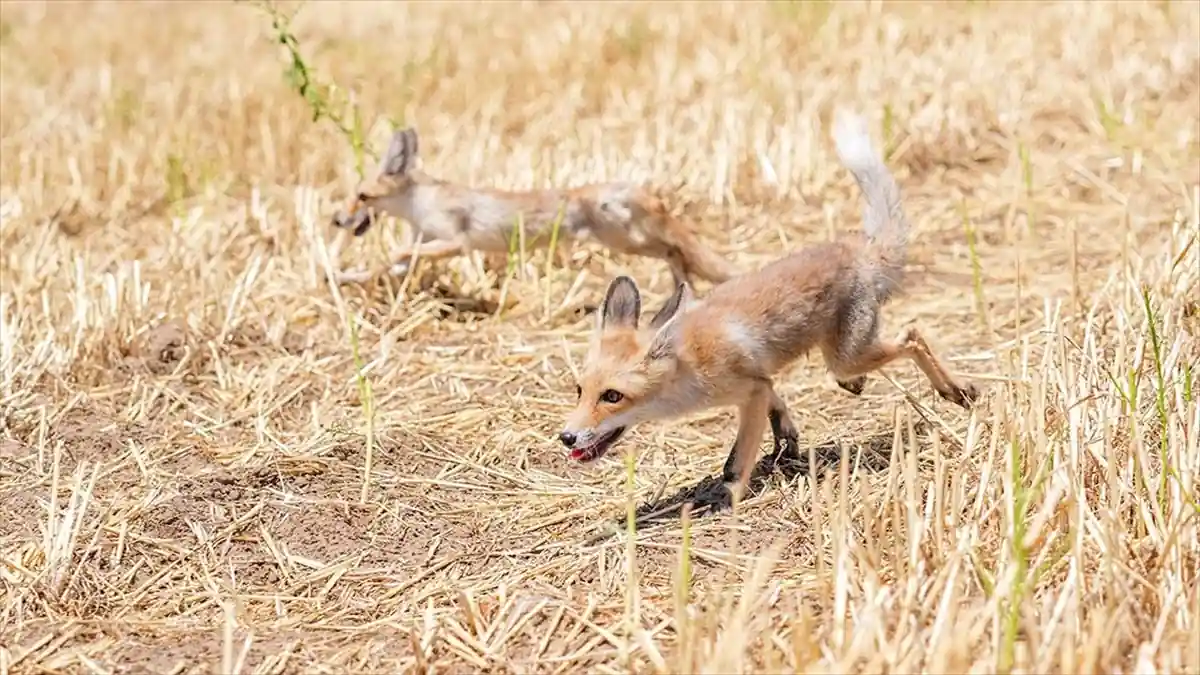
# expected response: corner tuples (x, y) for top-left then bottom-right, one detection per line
(569, 426), (626, 463)
(333, 210), (375, 237)
(350, 211), (375, 237)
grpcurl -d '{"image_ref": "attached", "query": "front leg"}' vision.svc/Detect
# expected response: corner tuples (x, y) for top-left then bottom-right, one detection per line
(720, 384), (798, 496)
(720, 381), (771, 507)
(334, 250), (418, 286)
(767, 389), (799, 462)
(387, 238), (466, 277)
(326, 228), (354, 271)
(330, 219), (416, 285)
(335, 238), (466, 285)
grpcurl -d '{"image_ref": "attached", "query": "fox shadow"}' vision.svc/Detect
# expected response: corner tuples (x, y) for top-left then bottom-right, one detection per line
(624, 429), (906, 529)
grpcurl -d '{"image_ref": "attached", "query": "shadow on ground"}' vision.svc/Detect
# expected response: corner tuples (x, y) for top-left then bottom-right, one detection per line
(612, 428), (910, 531)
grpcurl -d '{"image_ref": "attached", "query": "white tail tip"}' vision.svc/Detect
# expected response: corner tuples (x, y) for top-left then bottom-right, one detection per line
(832, 109), (879, 171)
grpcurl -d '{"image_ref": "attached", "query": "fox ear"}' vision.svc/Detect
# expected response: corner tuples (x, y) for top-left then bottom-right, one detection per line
(645, 311), (683, 361)
(598, 275), (641, 330)
(649, 282), (693, 330)
(381, 127), (419, 177)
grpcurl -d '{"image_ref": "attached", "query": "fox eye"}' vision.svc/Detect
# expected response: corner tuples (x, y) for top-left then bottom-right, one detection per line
(574, 384), (582, 400)
(356, 192), (371, 204)
(599, 389), (624, 404)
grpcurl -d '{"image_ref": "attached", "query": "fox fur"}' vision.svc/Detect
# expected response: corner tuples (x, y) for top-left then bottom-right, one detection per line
(559, 110), (980, 504)
(330, 127), (738, 287)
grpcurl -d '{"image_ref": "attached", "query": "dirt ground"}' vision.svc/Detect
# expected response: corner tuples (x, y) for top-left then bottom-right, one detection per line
(1, 1), (1198, 673)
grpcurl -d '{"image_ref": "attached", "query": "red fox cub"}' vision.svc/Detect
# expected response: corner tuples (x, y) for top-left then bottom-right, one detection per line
(329, 127), (738, 287)
(559, 110), (980, 504)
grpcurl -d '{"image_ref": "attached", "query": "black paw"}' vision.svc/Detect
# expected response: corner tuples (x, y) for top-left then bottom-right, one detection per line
(767, 408), (800, 464)
(721, 446), (738, 484)
(939, 382), (980, 409)
(837, 376), (867, 396)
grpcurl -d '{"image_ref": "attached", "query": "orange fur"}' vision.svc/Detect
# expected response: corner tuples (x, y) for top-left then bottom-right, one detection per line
(329, 127), (737, 287)
(559, 110), (981, 505)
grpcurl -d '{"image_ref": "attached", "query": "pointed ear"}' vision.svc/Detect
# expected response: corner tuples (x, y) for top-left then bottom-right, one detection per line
(381, 127), (419, 177)
(645, 310), (684, 361)
(648, 282), (694, 330)
(598, 276), (641, 330)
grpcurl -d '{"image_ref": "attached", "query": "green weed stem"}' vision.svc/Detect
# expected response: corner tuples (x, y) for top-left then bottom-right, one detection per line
(348, 313), (376, 503)
(241, 0), (372, 177)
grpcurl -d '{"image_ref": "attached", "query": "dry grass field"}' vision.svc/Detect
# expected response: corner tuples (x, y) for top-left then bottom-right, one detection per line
(1, 0), (1198, 672)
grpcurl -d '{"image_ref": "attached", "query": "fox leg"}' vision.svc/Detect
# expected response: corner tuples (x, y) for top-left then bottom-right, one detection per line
(386, 238), (465, 277)
(333, 266), (376, 285)
(327, 228), (354, 268)
(334, 239), (466, 285)
(721, 381), (772, 505)
(767, 388), (800, 461)
(834, 375), (868, 396)
(826, 327), (979, 409)
(328, 228), (375, 284)
(331, 217), (420, 285)
(823, 290), (880, 396)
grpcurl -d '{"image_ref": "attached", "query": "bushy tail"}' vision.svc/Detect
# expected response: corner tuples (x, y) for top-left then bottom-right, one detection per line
(832, 110), (909, 301)
(667, 220), (739, 283)
(646, 194), (740, 284)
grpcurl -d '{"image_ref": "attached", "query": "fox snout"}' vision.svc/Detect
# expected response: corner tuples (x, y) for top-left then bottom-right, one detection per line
(331, 207), (374, 237)
(556, 423), (628, 463)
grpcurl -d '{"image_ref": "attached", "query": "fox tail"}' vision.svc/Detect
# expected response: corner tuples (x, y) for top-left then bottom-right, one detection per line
(646, 193), (739, 284)
(832, 110), (910, 302)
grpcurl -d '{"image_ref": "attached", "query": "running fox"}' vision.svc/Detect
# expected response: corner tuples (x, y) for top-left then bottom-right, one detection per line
(558, 110), (980, 504)
(329, 127), (738, 287)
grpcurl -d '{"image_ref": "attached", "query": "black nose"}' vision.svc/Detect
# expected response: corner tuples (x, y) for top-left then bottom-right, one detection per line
(559, 431), (577, 448)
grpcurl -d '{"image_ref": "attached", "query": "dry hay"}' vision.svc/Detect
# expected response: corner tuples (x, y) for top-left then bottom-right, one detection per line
(1, 0), (1198, 673)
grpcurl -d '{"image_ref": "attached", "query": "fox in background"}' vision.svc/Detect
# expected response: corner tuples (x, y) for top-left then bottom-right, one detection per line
(328, 127), (738, 288)
(559, 109), (981, 505)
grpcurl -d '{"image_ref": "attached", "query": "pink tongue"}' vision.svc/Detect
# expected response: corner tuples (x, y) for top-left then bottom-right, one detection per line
(570, 448), (588, 461)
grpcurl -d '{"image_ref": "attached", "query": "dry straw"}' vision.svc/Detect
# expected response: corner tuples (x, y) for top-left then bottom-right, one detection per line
(1, 1), (1198, 673)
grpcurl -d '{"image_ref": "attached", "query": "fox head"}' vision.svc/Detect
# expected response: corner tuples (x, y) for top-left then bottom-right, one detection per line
(331, 127), (425, 237)
(559, 275), (694, 463)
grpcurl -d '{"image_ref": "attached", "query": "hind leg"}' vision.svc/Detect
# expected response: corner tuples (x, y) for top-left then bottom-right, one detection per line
(833, 374), (868, 396)
(819, 286), (979, 407)
(825, 327), (979, 409)
(822, 288), (882, 396)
